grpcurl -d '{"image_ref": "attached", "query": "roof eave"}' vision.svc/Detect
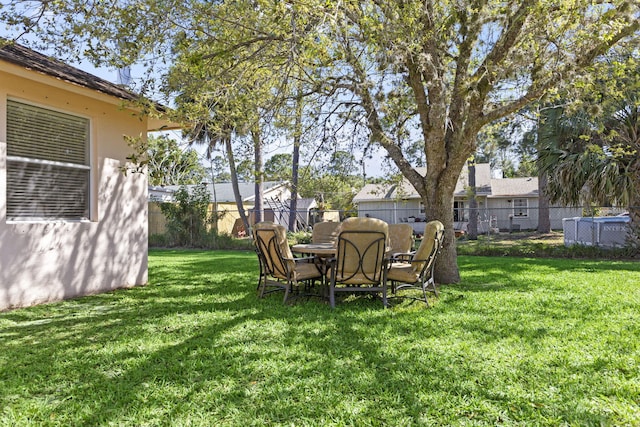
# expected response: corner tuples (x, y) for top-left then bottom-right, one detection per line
(0, 41), (179, 131)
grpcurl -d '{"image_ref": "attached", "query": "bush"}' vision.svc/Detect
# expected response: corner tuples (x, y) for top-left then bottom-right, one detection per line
(457, 232), (640, 259)
(149, 229), (254, 250)
(287, 230), (312, 246)
(148, 233), (170, 247)
(159, 184), (213, 247)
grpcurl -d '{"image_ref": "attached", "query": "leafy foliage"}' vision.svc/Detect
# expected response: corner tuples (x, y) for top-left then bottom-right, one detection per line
(122, 134), (206, 186)
(297, 165), (361, 212)
(159, 184), (213, 247)
(264, 153), (292, 181)
(3, 0), (638, 283)
(147, 135), (206, 186)
(537, 54), (640, 230)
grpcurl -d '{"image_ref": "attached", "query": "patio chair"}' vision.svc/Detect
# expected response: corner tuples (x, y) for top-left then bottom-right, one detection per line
(388, 223), (415, 256)
(387, 220), (444, 306)
(312, 221), (341, 244)
(327, 217), (389, 308)
(253, 222), (322, 304)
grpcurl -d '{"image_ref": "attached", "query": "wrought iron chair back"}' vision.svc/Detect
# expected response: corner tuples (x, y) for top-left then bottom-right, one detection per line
(253, 221), (322, 304)
(328, 217), (389, 308)
(335, 230), (387, 284)
(412, 220), (445, 279)
(254, 227), (291, 280)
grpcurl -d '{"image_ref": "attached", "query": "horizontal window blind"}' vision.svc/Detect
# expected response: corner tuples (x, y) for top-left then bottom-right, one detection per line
(513, 199), (528, 217)
(6, 100), (90, 220)
(7, 101), (89, 165)
(7, 161), (89, 219)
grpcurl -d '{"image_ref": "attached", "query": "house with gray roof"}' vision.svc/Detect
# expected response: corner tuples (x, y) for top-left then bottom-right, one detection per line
(353, 164), (582, 233)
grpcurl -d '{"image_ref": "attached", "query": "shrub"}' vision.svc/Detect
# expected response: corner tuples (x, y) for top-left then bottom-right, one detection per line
(159, 184), (213, 247)
(287, 230), (312, 246)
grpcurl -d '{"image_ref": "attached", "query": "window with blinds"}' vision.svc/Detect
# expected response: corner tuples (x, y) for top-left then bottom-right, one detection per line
(6, 100), (90, 220)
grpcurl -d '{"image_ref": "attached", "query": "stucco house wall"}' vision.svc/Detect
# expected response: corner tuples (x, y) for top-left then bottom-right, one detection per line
(0, 43), (173, 310)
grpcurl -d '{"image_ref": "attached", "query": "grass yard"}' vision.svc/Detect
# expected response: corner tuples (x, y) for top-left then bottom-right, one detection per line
(1, 250), (639, 426)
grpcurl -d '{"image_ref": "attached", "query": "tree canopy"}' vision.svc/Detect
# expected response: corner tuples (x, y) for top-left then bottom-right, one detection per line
(146, 135), (206, 186)
(538, 80), (640, 243)
(3, 0), (638, 282)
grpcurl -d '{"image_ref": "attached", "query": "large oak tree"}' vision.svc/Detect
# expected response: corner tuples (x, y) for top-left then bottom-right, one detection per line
(311, 0), (638, 282)
(5, 0), (638, 282)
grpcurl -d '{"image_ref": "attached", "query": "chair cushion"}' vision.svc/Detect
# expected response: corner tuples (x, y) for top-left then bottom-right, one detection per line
(388, 223), (414, 254)
(387, 262), (420, 283)
(335, 272), (382, 285)
(312, 222), (341, 244)
(293, 262), (322, 281)
(411, 220), (444, 272)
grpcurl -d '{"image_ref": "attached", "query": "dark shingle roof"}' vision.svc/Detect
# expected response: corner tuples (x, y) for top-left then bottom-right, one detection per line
(0, 41), (149, 105)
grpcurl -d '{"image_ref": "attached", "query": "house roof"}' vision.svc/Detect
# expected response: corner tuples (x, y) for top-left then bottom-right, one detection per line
(164, 181), (289, 203)
(354, 183), (396, 202)
(489, 177), (539, 197)
(0, 40), (178, 130)
(1, 41), (142, 103)
(148, 186), (176, 202)
(353, 163), (494, 202)
(454, 163), (492, 196)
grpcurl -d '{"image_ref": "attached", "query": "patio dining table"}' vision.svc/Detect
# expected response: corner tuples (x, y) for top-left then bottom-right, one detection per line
(290, 242), (336, 257)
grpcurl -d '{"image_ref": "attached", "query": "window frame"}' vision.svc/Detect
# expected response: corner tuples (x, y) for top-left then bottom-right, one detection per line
(454, 200), (466, 222)
(512, 198), (529, 218)
(5, 98), (92, 222)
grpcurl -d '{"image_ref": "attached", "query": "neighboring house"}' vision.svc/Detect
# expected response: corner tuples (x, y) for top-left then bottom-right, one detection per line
(353, 164), (582, 233)
(152, 181), (319, 236)
(0, 42), (176, 310)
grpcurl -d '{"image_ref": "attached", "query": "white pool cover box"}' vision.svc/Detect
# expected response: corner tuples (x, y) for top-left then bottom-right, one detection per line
(562, 216), (631, 248)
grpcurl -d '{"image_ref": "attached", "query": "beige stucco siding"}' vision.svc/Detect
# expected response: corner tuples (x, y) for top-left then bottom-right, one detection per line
(0, 70), (149, 310)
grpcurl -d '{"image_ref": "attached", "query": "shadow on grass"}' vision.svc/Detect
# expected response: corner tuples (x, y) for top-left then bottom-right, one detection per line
(1, 250), (638, 425)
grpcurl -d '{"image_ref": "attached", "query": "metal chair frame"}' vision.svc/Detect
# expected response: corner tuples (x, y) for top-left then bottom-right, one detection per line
(388, 222), (445, 306)
(328, 229), (388, 308)
(254, 225), (321, 304)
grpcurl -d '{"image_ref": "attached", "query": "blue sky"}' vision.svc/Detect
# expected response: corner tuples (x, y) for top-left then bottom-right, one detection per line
(1, 30), (390, 178)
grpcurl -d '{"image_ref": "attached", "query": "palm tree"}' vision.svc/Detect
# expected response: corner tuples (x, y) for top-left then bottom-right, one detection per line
(185, 113), (253, 237)
(538, 97), (640, 246)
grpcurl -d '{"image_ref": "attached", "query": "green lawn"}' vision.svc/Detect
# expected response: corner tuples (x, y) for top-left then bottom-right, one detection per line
(1, 250), (639, 426)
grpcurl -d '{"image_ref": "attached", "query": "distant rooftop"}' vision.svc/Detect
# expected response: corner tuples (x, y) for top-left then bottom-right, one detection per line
(165, 182), (288, 203)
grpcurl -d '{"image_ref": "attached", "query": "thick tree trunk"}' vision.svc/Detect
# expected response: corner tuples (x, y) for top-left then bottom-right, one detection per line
(419, 163), (463, 284)
(426, 186), (460, 284)
(537, 170), (551, 233)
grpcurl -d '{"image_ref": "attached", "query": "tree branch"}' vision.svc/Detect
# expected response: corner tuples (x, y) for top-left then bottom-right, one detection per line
(473, 0), (535, 97)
